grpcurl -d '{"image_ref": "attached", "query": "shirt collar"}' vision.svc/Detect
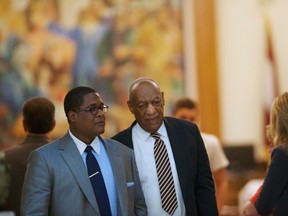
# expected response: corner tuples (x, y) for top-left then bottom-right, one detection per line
(69, 130), (100, 155)
(134, 122), (168, 140)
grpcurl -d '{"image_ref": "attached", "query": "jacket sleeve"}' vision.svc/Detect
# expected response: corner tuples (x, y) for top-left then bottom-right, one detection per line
(255, 147), (288, 215)
(0, 152), (10, 206)
(21, 150), (51, 216)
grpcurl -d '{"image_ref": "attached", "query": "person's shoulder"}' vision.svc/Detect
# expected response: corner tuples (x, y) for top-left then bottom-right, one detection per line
(104, 138), (134, 154)
(111, 125), (133, 142)
(164, 116), (196, 127)
(2, 142), (27, 161)
(201, 132), (226, 154)
(201, 133), (221, 145)
(33, 135), (66, 153)
(3, 135), (53, 154)
(164, 117), (199, 134)
(165, 116), (186, 123)
(270, 145), (288, 166)
(112, 128), (130, 138)
(0, 152), (10, 205)
(105, 138), (129, 147)
(272, 145), (288, 157)
(2, 144), (22, 154)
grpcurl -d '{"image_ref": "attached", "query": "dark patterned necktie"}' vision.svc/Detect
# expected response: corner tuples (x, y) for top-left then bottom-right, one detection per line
(85, 145), (112, 216)
(151, 133), (178, 215)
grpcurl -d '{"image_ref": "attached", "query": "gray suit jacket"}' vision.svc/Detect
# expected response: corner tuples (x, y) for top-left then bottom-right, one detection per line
(21, 133), (146, 216)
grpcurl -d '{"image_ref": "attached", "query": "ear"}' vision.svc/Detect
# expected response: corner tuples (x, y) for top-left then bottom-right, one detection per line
(23, 119), (28, 132)
(68, 111), (77, 123)
(161, 92), (165, 106)
(51, 119), (56, 130)
(127, 101), (135, 114)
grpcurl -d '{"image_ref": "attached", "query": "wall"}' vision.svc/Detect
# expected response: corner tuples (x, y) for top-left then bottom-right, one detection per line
(216, 0), (288, 161)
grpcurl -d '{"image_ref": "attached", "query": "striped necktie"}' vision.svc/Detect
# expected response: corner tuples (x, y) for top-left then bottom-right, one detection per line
(151, 132), (178, 215)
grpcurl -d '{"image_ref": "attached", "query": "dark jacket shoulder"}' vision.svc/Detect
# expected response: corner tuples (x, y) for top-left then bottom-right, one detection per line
(111, 117), (200, 149)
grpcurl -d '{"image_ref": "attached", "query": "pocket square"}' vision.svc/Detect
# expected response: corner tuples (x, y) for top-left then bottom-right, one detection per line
(126, 182), (134, 187)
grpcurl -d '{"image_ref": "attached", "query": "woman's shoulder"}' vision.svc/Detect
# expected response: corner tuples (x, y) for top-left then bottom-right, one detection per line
(273, 145), (288, 154)
(271, 145), (288, 163)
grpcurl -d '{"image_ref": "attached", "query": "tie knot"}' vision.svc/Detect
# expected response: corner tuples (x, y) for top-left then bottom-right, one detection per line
(85, 145), (93, 153)
(151, 132), (161, 140)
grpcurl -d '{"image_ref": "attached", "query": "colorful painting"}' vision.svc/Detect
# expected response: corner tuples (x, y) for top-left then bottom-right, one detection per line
(0, 0), (185, 147)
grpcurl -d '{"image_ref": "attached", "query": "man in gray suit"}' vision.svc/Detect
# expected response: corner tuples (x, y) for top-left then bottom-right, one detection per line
(21, 86), (147, 216)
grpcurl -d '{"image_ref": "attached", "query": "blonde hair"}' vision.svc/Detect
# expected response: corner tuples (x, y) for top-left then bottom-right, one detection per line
(268, 92), (288, 153)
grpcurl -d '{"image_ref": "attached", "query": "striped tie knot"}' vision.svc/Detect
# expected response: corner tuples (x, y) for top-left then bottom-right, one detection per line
(150, 132), (161, 140)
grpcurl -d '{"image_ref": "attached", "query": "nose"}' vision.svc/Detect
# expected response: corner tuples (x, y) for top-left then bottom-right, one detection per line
(96, 109), (106, 117)
(146, 103), (156, 114)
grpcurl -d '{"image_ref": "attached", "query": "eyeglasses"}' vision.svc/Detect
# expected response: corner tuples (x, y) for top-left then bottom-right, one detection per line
(76, 104), (109, 115)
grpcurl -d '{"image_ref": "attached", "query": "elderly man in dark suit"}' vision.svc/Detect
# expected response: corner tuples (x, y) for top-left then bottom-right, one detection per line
(112, 77), (218, 216)
(21, 86), (146, 216)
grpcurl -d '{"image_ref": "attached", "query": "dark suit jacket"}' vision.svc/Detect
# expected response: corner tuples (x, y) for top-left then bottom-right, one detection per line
(112, 117), (218, 216)
(21, 133), (146, 216)
(255, 145), (288, 216)
(2, 135), (50, 216)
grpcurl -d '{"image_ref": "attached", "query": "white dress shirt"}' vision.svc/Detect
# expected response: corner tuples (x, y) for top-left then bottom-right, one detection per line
(132, 123), (186, 216)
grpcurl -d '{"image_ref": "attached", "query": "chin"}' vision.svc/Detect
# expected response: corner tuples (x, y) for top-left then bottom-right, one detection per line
(146, 125), (160, 133)
(95, 128), (105, 136)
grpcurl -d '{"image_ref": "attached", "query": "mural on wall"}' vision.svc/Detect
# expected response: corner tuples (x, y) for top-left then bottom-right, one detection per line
(0, 0), (185, 146)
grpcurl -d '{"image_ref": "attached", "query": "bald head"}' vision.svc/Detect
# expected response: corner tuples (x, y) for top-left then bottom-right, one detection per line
(127, 77), (164, 133)
(128, 77), (160, 100)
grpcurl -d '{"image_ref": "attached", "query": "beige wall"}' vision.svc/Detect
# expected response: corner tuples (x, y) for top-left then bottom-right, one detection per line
(185, 0), (288, 161)
(216, 0), (288, 161)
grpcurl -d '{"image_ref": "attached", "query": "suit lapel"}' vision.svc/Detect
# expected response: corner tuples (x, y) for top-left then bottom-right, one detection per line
(102, 138), (128, 216)
(126, 121), (137, 149)
(164, 118), (179, 154)
(59, 134), (99, 212)
(164, 118), (189, 200)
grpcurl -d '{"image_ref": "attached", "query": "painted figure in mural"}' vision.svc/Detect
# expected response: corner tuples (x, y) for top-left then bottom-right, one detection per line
(0, 0), (185, 150)
(0, 41), (41, 138)
(69, 6), (112, 88)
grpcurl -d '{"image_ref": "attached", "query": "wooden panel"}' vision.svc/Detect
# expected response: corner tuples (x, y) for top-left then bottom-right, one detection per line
(193, 0), (221, 138)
